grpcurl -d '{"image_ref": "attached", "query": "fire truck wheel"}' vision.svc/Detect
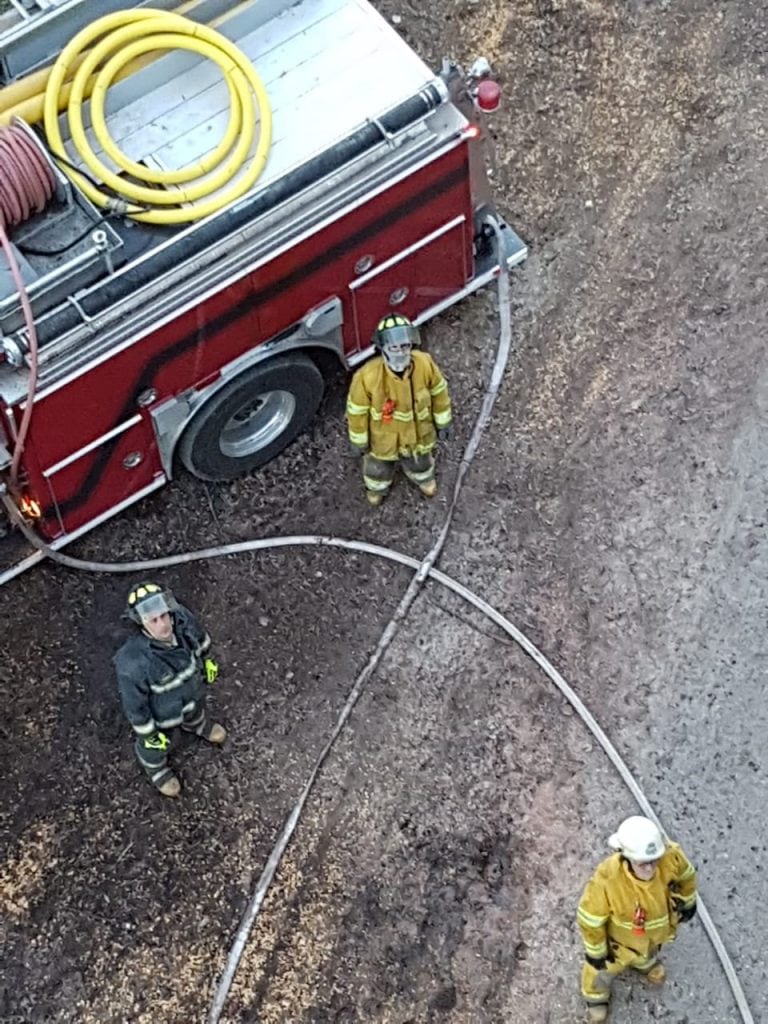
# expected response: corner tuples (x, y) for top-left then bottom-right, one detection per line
(178, 354), (325, 481)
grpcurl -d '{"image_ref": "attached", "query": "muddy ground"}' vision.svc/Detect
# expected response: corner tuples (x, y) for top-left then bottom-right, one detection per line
(1, 0), (767, 1022)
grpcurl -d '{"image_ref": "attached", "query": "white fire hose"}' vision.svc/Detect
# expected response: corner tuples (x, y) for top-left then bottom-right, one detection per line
(0, 222), (754, 1024)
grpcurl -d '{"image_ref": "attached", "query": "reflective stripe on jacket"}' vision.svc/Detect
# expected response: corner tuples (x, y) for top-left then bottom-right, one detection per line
(114, 605), (211, 735)
(346, 350), (452, 460)
(577, 844), (697, 960)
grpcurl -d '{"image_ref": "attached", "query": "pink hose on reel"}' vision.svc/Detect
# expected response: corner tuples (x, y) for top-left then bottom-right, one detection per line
(0, 121), (56, 487)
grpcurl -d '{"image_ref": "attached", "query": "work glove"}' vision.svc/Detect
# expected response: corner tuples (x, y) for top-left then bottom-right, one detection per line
(677, 901), (697, 923)
(349, 442), (368, 458)
(204, 657), (219, 684)
(585, 954), (610, 970)
(143, 731), (171, 752)
(437, 426), (452, 443)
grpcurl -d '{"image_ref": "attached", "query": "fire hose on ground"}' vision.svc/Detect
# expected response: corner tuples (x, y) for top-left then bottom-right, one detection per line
(0, 223), (754, 1023)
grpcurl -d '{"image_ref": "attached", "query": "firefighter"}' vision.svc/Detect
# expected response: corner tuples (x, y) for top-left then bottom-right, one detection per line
(577, 816), (698, 1022)
(114, 582), (226, 798)
(346, 314), (452, 506)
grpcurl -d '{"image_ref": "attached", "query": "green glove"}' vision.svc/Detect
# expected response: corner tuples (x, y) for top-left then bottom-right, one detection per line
(204, 658), (219, 684)
(144, 731), (170, 751)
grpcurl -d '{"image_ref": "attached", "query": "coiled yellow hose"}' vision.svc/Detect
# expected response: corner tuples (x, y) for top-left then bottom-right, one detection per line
(42, 8), (272, 224)
(0, 0), (210, 125)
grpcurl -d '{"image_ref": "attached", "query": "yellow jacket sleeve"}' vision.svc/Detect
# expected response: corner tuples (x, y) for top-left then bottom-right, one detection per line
(668, 844), (697, 910)
(426, 356), (452, 429)
(346, 369), (371, 450)
(577, 874), (610, 960)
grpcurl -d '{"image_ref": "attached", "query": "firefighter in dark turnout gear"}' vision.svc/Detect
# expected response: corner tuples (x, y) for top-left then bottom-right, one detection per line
(114, 583), (226, 797)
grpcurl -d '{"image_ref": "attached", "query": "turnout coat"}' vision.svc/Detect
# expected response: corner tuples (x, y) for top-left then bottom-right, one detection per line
(346, 350), (452, 460)
(114, 605), (211, 737)
(577, 843), (697, 962)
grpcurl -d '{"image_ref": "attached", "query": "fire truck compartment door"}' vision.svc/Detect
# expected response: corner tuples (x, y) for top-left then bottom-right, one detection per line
(41, 414), (164, 535)
(349, 216), (469, 349)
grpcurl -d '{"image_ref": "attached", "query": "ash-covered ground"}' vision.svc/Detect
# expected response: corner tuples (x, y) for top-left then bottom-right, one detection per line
(1, 1), (766, 1022)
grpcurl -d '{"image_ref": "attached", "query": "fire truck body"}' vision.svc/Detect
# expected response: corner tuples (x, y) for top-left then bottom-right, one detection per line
(0, 0), (526, 583)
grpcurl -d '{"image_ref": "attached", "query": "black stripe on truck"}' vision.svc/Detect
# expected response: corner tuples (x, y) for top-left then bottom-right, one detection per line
(47, 157), (469, 521)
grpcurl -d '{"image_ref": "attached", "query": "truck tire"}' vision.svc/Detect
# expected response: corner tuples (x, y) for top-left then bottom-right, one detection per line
(178, 353), (325, 481)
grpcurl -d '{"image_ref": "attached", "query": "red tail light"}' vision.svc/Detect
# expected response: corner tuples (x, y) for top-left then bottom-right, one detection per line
(20, 495), (42, 518)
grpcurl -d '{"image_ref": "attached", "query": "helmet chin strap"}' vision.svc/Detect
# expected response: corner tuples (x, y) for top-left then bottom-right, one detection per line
(383, 347), (412, 374)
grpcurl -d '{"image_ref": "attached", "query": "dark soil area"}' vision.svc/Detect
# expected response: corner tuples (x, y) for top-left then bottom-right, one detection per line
(1, 1), (767, 1022)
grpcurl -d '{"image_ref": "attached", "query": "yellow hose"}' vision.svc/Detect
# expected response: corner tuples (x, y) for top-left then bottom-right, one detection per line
(0, 55), (86, 117)
(0, 0), (254, 128)
(0, 0), (201, 118)
(0, 52), (163, 129)
(42, 8), (272, 224)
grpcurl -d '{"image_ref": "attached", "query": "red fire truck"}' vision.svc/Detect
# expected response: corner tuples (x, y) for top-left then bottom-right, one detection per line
(0, 0), (526, 583)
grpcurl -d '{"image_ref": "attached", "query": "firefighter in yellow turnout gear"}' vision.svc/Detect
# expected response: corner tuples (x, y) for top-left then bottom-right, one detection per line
(346, 315), (452, 505)
(577, 816), (697, 1022)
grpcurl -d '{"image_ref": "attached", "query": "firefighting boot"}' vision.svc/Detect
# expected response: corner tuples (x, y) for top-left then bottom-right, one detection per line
(419, 479), (438, 498)
(645, 963), (666, 986)
(154, 770), (181, 798)
(586, 1005), (609, 1023)
(366, 490), (385, 506)
(202, 721), (227, 745)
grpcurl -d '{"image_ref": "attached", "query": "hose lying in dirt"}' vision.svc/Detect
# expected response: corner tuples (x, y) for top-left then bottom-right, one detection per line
(205, 222), (516, 1021)
(0, 230), (753, 1023)
(2, 513), (755, 1024)
(4, 217), (514, 1018)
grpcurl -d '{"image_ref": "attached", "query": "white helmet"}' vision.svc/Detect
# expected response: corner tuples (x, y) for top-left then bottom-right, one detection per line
(608, 816), (666, 862)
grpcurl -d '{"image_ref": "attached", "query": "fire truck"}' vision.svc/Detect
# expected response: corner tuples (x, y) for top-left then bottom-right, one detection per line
(0, 0), (526, 584)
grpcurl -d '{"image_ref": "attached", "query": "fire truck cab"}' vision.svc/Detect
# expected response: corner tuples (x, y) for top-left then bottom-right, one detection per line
(0, 0), (526, 582)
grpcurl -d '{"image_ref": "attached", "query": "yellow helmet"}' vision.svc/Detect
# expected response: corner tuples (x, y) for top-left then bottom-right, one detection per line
(373, 313), (420, 351)
(125, 582), (176, 624)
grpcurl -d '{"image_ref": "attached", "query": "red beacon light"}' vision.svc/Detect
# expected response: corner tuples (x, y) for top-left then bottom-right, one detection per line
(475, 79), (501, 114)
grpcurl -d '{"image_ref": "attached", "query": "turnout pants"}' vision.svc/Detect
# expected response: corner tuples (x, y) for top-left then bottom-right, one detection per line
(134, 700), (209, 787)
(362, 451), (435, 497)
(581, 942), (661, 1007)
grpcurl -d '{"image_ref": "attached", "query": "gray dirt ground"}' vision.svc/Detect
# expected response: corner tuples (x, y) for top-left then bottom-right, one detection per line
(1, 0), (767, 1022)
